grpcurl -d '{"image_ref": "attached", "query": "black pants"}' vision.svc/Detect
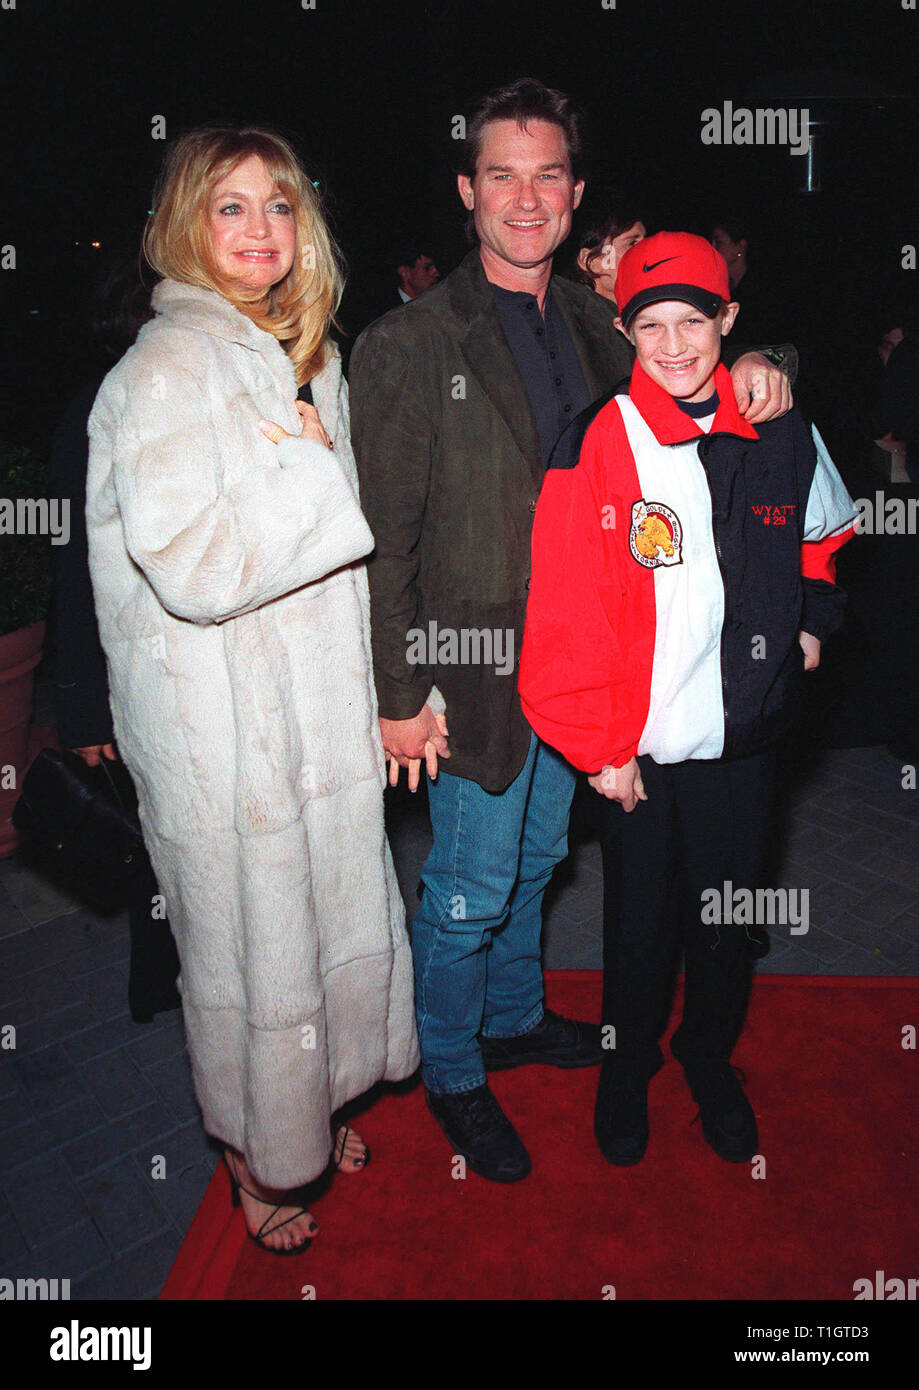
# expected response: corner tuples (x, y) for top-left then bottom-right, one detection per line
(596, 749), (776, 1074)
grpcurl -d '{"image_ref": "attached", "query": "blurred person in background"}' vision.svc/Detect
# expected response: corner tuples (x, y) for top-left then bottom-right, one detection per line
(710, 214), (797, 347)
(567, 198), (647, 307)
(710, 218), (749, 295)
(396, 244), (441, 303)
(337, 241), (441, 375)
(48, 255), (181, 1024)
(878, 319), (919, 758)
(804, 304), (919, 758)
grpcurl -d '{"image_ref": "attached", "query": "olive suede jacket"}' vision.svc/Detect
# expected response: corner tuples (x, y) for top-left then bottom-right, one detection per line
(349, 247), (633, 792)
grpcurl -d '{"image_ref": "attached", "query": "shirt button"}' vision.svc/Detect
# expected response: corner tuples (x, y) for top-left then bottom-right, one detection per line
(554, 377), (562, 385)
(564, 404), (572, 412)
(525, 576), (531, 589)
(536, 327), (544, 336)
(528, 498), (538, 512)
(550, 351), (556, 359)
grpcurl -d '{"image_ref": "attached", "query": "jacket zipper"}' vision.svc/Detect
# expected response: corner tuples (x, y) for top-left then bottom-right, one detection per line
(698, 437), (730, 752)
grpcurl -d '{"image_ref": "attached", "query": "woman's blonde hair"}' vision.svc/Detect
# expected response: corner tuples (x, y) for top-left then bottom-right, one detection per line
(143, 126), (343, 384)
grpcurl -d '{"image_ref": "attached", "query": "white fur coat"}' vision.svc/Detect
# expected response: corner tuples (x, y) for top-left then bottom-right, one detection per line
(86, 279), (419, 1186)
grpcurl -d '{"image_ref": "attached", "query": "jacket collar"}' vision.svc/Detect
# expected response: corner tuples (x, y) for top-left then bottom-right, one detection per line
(151, 278), (279, 353)
(446, 248), (613, 394)
(550, 276), (618, 400)
(450, 250), (542, 481)
(628, 359), (760, 445)
(446, 248), (619, 481)
(444, 247), (494, 322)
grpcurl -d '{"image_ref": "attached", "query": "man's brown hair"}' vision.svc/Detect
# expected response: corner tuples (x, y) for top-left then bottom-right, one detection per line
(457, 77), (586, 182)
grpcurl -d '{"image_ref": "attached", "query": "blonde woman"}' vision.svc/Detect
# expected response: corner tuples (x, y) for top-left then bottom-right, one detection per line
(86, 128), (419, 1254)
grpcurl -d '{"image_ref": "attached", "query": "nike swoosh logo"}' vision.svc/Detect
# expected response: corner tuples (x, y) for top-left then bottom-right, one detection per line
(642, 256), (679, 272)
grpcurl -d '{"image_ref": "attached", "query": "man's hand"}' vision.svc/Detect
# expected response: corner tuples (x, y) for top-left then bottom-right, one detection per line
(587, 757), (648, 812)
(798, 630), (821, 672)
(70, 743), (118, 768)
(730, 352), (792, 425)
(381, 706), (450, 792)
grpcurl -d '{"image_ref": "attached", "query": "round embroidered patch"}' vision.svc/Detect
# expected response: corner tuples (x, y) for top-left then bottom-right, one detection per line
(629, 499), (683, 568)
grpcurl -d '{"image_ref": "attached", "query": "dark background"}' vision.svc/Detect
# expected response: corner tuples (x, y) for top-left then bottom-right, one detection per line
(1, 0), (917, 455)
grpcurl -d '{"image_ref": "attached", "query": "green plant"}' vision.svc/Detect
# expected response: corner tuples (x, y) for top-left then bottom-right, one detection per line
(0, 440), (54, 638)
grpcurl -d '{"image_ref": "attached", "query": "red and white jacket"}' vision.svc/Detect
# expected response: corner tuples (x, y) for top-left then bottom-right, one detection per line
(518, 361), (857, 772)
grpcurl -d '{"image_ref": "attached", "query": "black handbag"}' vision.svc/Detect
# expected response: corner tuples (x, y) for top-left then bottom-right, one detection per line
(12, 746), (146, 901)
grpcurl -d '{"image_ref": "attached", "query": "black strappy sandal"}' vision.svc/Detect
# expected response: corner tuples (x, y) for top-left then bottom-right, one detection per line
(222, 1152), (315, 1256)
(331, 1124), (371, 1173)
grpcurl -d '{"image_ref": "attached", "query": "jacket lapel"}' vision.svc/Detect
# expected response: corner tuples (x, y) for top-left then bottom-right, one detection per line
(552, 277), (632, 398)
(450, 252), (542, 480)
(445, 251), (628, 485)
(551, 280), (607, 399)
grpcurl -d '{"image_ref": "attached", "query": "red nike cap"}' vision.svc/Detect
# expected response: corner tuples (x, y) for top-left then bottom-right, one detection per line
(615, 230), (730, 326)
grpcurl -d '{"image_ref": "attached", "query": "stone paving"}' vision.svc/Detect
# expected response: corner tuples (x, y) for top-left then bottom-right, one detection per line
(1, 674), (917, 1298)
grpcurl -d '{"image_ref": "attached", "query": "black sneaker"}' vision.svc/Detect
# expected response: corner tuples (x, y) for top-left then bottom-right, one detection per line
(480, 1009), (604, 1071)
(425, 1083), (531, 1183)
(684, 1063), (758, 1163)
(594, 1058), (658, 1166)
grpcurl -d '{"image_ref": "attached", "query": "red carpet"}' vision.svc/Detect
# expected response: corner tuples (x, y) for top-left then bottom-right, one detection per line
(160, 973), (918, 1301)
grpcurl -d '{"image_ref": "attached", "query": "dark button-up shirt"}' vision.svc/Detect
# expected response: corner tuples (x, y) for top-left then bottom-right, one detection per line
(491, 282), (591, 472)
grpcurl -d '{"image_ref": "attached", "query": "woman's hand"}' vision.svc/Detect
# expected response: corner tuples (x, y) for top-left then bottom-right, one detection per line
(70, 743), (118, 768)
(588, 757), (647, 812)
(259, 402), (333, 451)
(404, 710), (450, 793)
(295, 401), (333, 449)
(381, 707), (450, 792)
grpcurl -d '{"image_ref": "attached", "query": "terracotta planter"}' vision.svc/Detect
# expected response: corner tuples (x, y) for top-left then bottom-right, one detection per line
(0, 620), (46, 857)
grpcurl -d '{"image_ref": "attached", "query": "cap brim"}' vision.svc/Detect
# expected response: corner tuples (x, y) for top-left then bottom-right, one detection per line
(621, 284), (722, 326)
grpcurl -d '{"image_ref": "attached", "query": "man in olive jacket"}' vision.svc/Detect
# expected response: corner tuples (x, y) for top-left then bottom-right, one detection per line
(351, 249), (632, 796)
(350, 79), (791, 1183)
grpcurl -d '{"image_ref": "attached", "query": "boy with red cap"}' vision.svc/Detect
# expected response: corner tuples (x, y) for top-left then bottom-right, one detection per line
(519, 231), (856, 1166)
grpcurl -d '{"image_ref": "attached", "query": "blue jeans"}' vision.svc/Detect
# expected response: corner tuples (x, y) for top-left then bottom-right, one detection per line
(413, 733), (576, 1094)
